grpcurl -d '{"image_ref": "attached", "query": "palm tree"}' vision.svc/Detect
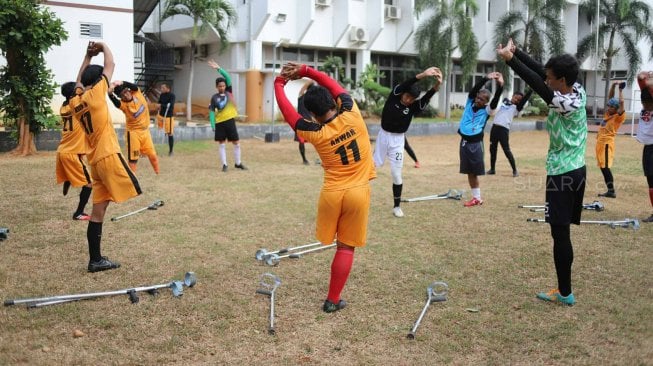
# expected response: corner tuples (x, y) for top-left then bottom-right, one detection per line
(160, 0), (237, 121)
(576, 0), (653, 107)
(415, 0), (479, 120)
(492, 0), (566, 87)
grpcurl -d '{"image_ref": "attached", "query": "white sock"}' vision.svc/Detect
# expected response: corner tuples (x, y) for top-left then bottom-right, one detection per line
(471, 188), (481, 199)
(219, 143), (227, 166)
(234, 143), (241, 165)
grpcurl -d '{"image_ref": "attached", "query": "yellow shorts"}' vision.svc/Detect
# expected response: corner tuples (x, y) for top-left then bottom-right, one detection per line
(91, 153), (142, 204)
(56, 153), (91, 187)
(157, 115), (174, 135)
(315, 184), (371, 247)
(595, 141), (615, 168)
(125, 129), (157, 161)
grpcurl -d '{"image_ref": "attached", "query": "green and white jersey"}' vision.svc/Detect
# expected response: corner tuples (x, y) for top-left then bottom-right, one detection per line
(545, 82), (587, 175)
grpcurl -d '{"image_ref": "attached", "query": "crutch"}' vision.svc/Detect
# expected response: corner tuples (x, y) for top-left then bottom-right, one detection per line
(527, 218), (640, 230)
(4, 272), (197, 308)
(402, 189), (463, 202)
(264, 242), (337, 266)
(523, 201), (605, 212)
(407, 281), (448, 339)
(255, 241), (322, 261)
(256, 273), (281, 335)
(111, 200), (164, 222)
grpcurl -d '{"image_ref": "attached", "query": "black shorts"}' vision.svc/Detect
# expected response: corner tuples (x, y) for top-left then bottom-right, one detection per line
(459, 139), (485, 175)
(643, 144), (653, 176)
(214, 118), (239, 142)
(545, 166), (586, 225)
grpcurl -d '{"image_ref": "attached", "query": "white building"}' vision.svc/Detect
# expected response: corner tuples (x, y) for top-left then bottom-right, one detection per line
(41, 0), (135, 121)
(141, 0), (653, 122)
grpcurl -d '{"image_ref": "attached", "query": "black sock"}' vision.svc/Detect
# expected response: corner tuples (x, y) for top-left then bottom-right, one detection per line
(600, 167), (615, 192)
(299, 143), (307, 162)
(392, 184), (403, 207)
(168, 135), (174, 153)
(87, 221), (103, 262)
(75, 186), (92, 216)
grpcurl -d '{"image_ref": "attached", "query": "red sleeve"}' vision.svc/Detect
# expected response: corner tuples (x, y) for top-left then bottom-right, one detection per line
(299, 64), (346, 99)
(274, 77), (302, 130)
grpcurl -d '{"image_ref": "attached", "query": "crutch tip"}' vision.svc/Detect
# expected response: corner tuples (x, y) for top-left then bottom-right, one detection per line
(407, 333), (415, 340)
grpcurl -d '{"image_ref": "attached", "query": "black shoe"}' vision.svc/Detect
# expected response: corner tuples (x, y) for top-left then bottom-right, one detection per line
(323, 299), (347, 313)
(598, 191), (616, 198)
(63, 181), (71, 196)
(303, 160), (310, 165)
(643, 214), (653, 223)
(222, 164), (228, 172)
(235, 163), (248, 170)
(88, 256), (121, 273)
(168, 151), (174, 157)
(486, 169), (496, 175)
(513, 170), (519, 177)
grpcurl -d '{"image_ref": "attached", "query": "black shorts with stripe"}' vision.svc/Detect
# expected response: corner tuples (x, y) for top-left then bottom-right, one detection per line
(545, 166), (586, 225)
(643, 144), (653, 176)
(214, 118), (239, 142)
(459, 139), (485, 175)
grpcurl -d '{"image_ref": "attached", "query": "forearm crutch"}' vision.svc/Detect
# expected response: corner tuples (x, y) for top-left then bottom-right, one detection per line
(527, 218), (639, 230)
(256, 273), (281, 335)
(111, 200), (164, 222)
(402, 189), (463, 202)
(5, 272), (197, 308)
(264, 243), (337, 266)
(407, 281), (448, 339)
(255, 241), (323, 261)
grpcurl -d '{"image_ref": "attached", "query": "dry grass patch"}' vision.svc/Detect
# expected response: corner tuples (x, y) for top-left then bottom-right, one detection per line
(0, 131), (651, 364)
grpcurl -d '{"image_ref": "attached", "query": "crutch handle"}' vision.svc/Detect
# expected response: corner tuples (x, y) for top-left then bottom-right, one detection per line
(256, 289), (272, 296)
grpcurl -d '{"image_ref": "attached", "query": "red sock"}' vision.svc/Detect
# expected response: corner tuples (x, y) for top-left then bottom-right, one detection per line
(326, 246), (355, 303)
(649, 188), (653, 207)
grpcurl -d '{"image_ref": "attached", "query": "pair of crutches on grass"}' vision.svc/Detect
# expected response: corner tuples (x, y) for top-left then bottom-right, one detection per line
(4, 272), (197, 308)
(401, 189), (463, 203)
(255, 241), (337, 266)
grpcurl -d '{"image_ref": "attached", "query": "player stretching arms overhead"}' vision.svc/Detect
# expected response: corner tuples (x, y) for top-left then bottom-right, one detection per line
(275, 62), (376, 313)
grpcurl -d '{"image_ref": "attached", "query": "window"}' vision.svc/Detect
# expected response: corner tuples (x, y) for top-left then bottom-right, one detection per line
(80, 23), (102, 38)
(299, 49), (314, 62)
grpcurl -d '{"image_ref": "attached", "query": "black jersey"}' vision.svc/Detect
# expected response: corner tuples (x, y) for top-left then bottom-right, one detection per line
(158, 92), (176, 117)
(380, 77), (436, 133)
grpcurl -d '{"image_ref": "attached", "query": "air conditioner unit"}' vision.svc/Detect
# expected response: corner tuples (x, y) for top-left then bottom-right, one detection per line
(384, 5), (401, 20)
(349, 27), (368, 43)
(315, 0), (331, 6)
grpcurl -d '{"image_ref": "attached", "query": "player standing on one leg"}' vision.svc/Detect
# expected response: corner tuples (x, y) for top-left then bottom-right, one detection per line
(207, 59), (246, 172)
(69, 41), (142, 272)
(373, 67), (442, 217)
(458, 72), (503, 207)
(498, 39), (587, 305)
(157, 83), (176, 156)
(487, 88), (532, 177)
(275, 62), (376, 313)
(596, 81), (626, 198)
(635, 71), (653, 222)
(56, 82), (92, 221)
(108, 80), (160, 174)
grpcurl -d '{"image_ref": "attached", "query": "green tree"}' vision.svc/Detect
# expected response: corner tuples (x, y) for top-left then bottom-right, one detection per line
(351, 63), (390, 116)
(493, 0), (566, 88)
(0, 0), (67, 155)
(160, 0), (237, 121)
(414, 0), (479, 120)
(576, 0), (653, 107)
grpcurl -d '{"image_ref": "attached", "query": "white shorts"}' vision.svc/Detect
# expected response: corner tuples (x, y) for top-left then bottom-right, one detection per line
(373, 129), (405, 169)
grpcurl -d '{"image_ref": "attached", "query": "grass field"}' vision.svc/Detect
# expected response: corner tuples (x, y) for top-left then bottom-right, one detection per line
(0, 130), (651, 365)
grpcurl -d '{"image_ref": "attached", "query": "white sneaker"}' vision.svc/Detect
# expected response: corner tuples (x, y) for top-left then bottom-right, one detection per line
(392, 207), (404, 218)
